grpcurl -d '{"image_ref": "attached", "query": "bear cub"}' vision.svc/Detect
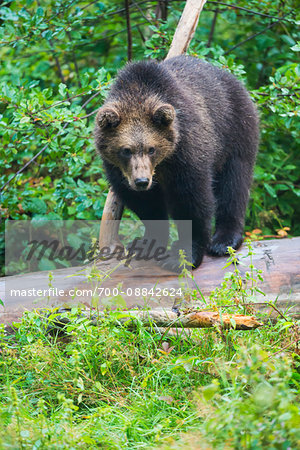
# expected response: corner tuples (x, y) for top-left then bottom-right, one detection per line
(94, 55), (259, 271)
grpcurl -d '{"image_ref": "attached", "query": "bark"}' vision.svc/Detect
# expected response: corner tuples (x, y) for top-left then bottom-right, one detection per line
(166, 0), (207, 59)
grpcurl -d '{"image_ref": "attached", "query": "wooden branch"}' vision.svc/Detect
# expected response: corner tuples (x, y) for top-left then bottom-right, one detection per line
(98, 190), (124, 249)
(98, 0), (207, 249)
(166, 0), (207, 59)
(113, 310), (263, 330)
(56, 308), (263, 330)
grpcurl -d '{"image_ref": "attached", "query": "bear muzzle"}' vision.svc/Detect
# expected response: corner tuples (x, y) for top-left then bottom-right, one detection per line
(134, 177), (150, 190)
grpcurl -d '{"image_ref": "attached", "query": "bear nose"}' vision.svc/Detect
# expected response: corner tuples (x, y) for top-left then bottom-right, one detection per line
(134, 177), (149, 189)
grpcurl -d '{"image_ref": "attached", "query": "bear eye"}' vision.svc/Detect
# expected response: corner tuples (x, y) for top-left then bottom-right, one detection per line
(148, 147), (156, 155)
(120, 147), (132, 158)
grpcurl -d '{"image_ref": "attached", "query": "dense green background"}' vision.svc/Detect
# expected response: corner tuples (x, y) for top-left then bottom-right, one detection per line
(0, 0), (299, 275)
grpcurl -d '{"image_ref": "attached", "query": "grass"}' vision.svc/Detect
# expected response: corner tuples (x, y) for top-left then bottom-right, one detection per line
(0, 246), (299, 449)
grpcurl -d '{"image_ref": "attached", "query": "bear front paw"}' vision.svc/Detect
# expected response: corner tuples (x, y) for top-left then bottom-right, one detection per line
(208, 232), (243, 257)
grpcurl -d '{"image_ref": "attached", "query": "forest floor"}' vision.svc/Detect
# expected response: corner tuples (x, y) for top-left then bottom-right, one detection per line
(1, 251), (299, 449)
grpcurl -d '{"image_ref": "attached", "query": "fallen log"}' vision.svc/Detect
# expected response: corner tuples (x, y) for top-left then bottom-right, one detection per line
(98, 0), (207, 249)
(1, 238), (300, 326)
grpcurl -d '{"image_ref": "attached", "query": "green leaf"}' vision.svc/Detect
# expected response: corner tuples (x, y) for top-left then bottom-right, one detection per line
(36, 6), (44, 17)
(264, 183), (277, 198)
(20, 116), (30, 123)
(67, 233), (83, 249)
(291, 42), (300, 51)
(58, 83), (67, 97)
(202, 381), (219, 401)
(23, 198), (47, 214)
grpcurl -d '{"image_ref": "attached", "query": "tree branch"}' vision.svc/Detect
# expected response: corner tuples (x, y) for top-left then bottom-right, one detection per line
(254, 89), (300, 97)
(224, 19), (281, 55)
(57, 308), (263, 330)
(207, 8), (218, 47)
(206, 1), (293, 22)
(167, 0), (207, 59)
(125, 0), (133, 61)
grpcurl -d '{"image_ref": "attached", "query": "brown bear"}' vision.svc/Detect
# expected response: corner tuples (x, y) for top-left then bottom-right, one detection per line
(94, 55), (259, 271)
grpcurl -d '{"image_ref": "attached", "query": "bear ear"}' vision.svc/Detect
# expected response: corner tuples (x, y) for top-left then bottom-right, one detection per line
(152, 104), (175, 127)
(96, 106), (121, 129)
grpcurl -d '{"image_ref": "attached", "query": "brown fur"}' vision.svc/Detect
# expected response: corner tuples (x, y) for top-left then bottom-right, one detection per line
(96, 97), (178, 189)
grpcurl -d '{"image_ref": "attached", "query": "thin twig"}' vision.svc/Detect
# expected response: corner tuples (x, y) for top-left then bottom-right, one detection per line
(49, 40), (67, 84)
(137, 25), (146, 43)
(207, 8), (218, 47)
(80, 109), (98, 120)
(81, 91), (102, 109)
(254, 89), (300, 97)
(206, 1), (293, 22)
(81, 0), (104, 11)
(132, 0), (154, 24)
(34, 91), (91, 114)
(82, 0), (157, 21)
(224, 19), (280, 55)
(266, 303), (289, 321)
(272, 339), (299, 356)
(125, 0), (133, 61)
(48, 38), (71, 103)
(161, 0), (168, 21)
(73, 22), (148, 49)
(155, 0), (168, 21)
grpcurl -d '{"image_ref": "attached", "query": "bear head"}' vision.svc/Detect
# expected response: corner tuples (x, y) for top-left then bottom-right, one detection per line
(94, 96), (179, 191)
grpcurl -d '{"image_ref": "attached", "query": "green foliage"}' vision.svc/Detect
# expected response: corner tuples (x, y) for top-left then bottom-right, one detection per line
(0, 0), (299, 274)
(199, 346), (300, 449)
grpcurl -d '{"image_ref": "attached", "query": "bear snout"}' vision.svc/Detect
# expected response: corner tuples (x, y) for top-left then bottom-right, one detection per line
(134, 177), (150, 190)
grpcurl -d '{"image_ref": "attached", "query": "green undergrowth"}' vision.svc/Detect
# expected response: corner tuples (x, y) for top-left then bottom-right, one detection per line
(1, 247), (299, 449)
